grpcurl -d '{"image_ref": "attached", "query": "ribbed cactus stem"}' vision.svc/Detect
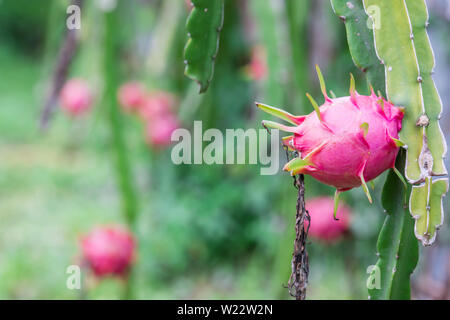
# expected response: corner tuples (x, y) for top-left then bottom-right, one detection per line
(184, 0), (224, 93)
(363, 0), (448, 246)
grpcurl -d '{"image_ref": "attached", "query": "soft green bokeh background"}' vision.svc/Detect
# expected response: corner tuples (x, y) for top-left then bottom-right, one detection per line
(0, 0), (448, 299)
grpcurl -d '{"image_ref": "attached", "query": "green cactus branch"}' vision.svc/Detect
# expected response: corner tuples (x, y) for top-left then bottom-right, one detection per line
(364, 0), (448, 246)
(103, 2), (139, 299)
(330, 0), (385, 95)
(184, 0), (224, 93)
(368, 151), (419, 300)
(285, 0), (311, 107)
(363, 0), (424, 184)
(249, 0), (287, 109)
(405, 0), (447, 178)
(410, 177), (449, 246)
(103, 6), (138, 228)
(333, 0), (442, 299)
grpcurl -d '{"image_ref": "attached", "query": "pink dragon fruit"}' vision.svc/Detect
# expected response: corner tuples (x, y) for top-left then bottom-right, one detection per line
(184, 0), (193, 10)
(59, 78), (93, 116)
(138, 92), (176, 122)
(245, 45), (268, 81)
(145, 113), (180, 148)
(306, 197), (351, 242)
(81, 226), (136, 277)
(257, 66), (404, 216)
(117, 82), (146, 112)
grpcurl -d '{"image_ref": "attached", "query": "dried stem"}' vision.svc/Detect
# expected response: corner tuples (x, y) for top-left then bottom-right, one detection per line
(286, 149), (310, 300)
(40, 0), (83, 130)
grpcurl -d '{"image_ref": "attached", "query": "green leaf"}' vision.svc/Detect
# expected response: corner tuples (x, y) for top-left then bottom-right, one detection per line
(184, 0), (224, 93)
(330, 0), (386, 95)
(369, 151), (418, 300)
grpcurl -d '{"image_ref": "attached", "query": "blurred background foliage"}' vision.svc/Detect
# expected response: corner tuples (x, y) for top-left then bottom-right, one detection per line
(0, 0), (449, 299)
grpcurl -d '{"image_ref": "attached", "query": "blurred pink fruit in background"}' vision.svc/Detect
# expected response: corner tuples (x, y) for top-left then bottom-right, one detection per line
(184, 0), (193, 10)
(306, 197), (351, 242)
(59, 78), (93, 116)
(117, 82), (146, 113)
(145, 113), (180, 148)
(245, 45), (267, 81)
(81, 226), (136, 277)
(138, 92), (176, 122)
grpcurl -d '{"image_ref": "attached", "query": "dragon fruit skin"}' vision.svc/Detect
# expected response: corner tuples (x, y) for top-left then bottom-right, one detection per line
(81, 226), (136, 277)
(257, 68), (404, 207)
(117, 82), (146, 112)
(59, 78), (93, 116)
(306, 197), (351, 242)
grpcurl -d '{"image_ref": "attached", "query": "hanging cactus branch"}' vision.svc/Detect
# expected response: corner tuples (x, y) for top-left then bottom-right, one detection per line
(363, 0), (448, 246)
(330, 0), (386, 95)
(405, 0), (447, 178)
(410, 177), (449, 245)
(183, 0), (224, 93)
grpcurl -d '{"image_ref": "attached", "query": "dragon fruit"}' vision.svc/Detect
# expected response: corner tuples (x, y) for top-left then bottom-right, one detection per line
(245, 45), (268, 81)
(139, 92), (176, 122)
(257, 66), (404, 216)
(117, 82), (146, 113)
(59, 78), (93, 116)
(81, 226), (136, 277)
(145, 113), (180, 147)
(306, 197), (351, 242)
